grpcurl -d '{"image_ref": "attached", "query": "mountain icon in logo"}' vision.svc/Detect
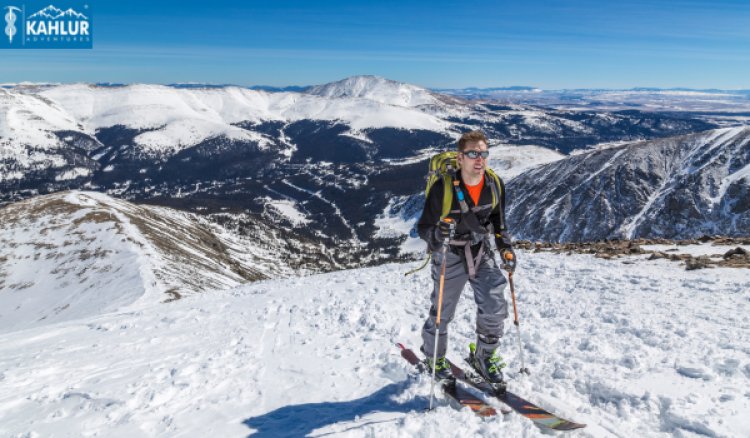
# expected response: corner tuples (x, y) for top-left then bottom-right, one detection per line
(28, 4), (88, 20)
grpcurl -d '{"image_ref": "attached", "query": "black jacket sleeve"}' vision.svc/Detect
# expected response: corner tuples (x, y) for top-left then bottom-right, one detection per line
(417, 179), (444, 252)
(491, 177), (513, 250)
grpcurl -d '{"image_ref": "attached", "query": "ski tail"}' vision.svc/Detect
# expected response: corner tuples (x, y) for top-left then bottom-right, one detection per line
(396, 343), (497, 417)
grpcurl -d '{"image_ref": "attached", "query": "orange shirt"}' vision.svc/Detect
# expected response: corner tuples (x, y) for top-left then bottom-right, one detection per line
(465, 174), (484, 206)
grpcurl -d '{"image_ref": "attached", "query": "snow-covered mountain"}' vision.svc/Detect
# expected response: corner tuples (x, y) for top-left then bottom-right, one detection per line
(0, 76), (737, 265)
(0, 190), (351, 333)
(1, 243), (747, 436)
(38, 82), (447, 152)
(507, 126), (750, 242)
(306, 75), (445, 107)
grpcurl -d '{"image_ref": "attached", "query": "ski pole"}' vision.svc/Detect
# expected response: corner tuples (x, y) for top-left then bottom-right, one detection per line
(429, 217), (455, 410)
(506, 267), (531, 375)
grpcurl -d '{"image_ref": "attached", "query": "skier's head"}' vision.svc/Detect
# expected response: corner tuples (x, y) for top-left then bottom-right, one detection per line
(457, 130), (489, 178)
(457, 130), (488, 152)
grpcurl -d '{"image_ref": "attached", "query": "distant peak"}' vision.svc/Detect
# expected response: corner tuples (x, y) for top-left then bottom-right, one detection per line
(306, 76), (438, 107)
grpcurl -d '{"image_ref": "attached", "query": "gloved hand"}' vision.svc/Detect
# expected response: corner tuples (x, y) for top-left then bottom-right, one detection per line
(434, 218), (456, 243)
(500, 247), (517, 273)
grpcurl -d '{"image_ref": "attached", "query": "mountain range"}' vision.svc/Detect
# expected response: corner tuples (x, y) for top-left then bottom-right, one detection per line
(507, 127), (750, 242)
(1, 75), (748, 268)
(1, 75), (749, 438)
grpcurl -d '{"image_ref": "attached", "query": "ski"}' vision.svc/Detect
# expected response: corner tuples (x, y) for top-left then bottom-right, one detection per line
(448, 358), (586, 431)
(396, 343), (497, 417)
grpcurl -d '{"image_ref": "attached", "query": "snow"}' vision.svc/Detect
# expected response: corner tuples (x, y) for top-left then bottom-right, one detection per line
(0, 88), (78, 150)
(0, 191), (287, 333)
(726, 162), (750, 185)
(374, 197), (415, 239)
(54, 167), (92, 181)
(0, 170), (24, 181)
(1, 242), (748, 436)
(448, 88), (750, 113)
(307, 75), (440, 107)
(0, 193), (151, 333)
(711, 138), (750, 205)
(132, 118), (268, 154)
(30, 83), (447, 155)
(487, 144), (565, 181)
(266, 199), (310, 226)
(641, 242), (750, 258)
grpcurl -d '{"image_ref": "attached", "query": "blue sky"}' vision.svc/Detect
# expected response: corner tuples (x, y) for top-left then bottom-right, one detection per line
(2, 0), (749, 89)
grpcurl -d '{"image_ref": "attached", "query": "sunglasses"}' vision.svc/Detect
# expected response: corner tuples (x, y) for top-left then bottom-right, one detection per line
(462, 150), (489, 159)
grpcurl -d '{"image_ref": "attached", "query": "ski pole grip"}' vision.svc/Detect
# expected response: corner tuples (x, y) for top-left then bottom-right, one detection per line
(440, 217), (456, 244)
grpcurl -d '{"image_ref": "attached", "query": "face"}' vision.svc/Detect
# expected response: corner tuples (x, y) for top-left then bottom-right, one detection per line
(459, 140), (489, 177)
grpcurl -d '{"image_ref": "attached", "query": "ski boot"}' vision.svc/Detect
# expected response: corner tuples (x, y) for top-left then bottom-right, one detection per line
(423, 356), (454, 381)
(469, 342), (507, 394)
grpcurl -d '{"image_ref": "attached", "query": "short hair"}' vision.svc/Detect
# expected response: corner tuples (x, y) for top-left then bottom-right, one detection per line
(457, 130), (488, 151)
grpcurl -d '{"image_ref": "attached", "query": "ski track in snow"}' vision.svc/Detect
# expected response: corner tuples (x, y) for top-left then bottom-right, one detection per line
(0, 251), (748, 437)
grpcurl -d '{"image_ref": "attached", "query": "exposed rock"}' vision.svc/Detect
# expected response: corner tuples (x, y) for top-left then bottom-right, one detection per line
(723, 247), (748, 259)
(513, 236), (749, 269)
(685, 256), (712, 271)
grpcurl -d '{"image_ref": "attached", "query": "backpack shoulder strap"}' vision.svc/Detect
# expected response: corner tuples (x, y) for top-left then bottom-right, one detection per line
(440, 175), (453, 219)
(485, 169), (503, 210)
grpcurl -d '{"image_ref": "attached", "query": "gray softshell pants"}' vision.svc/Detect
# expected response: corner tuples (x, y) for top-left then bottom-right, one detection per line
(421, 248), (508, 358)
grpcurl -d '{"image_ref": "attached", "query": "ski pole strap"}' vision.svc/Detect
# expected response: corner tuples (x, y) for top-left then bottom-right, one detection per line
(404, 253), (431, 276)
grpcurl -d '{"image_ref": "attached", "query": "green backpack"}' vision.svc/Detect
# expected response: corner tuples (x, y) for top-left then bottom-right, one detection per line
(425, 151), (503, 219)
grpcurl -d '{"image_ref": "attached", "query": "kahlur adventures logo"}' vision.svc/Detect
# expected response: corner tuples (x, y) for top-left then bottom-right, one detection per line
(3, 3), (92, 48)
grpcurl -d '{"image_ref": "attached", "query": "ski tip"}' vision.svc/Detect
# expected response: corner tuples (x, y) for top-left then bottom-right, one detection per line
(395, 342), (406, 350)
(551, 421), (587, 430)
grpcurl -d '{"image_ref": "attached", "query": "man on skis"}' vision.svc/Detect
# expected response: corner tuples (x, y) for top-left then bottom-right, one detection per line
(418, 130), (516, 384)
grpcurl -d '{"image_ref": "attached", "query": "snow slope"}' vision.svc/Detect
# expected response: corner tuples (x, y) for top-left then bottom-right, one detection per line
(0, 88), (84, 179)
(35, 83), (447, 154)
(508, 126), (750, 242)
(487, 143), (566, 181)
(0, 192), (154, 333)
(1, 249), (747, 437)
(0, 88), (79, 148)
(0, 192), (234, 333)
(0, 191), (319, 333)
(306, 75), (441, 107)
